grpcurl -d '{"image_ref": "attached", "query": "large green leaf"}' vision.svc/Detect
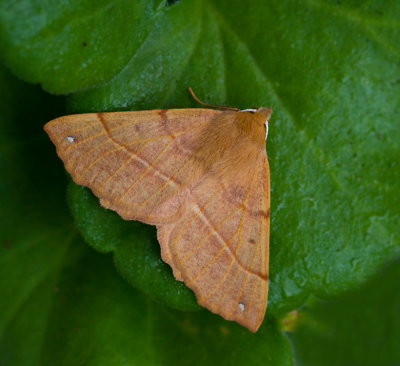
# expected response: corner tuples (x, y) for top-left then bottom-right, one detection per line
(290, 258), (400, 366)
(0, 63), (292, 365)
(1, 0), (399, 363)
(0, 0), (166, 93)
(68, 0), (400, 314)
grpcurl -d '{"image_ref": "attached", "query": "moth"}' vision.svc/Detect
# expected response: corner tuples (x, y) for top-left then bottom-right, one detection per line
(44, 89), (272, 332)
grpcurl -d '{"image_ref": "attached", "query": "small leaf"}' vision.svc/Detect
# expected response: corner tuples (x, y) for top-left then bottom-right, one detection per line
(68, 183), (200, 311)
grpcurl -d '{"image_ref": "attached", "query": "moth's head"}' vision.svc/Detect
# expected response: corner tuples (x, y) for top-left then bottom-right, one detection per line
(238, 107), (272, 142)
(239, 107), (272, 123)
(256, 107), (272, 122)
(251, 107), (272, 125)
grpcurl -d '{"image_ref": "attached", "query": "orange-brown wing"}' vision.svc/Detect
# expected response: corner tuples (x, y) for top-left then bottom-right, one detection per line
(44, 109), (222, 225)
(158, 154), (270, 332)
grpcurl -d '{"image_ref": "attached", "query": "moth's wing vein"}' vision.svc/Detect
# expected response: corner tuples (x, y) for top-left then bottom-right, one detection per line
(195, 165), (260, 314)
(164, 152), (269, 332)
(115, 137), (178, 204)
(44, 109), (221, 225)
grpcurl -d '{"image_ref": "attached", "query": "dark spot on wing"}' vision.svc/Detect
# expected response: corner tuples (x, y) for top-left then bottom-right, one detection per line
(159, 109), (168, 125)
(258, 208), (270, 219)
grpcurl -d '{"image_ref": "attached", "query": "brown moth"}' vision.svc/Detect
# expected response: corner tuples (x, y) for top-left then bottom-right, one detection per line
(44, 90), (272, 332)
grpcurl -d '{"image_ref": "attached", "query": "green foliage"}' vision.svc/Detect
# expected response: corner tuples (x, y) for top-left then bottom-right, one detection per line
(0, 0), (165, 93)
(68, 182), (200, 311)
(0, 0), (399, 364)
(0, 62), (292, 366)
(290, 259), (400, 366)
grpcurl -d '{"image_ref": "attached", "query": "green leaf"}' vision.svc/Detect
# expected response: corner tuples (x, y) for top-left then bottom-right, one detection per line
(2, 238), (293, 366)
(0, 64), (292, 364)
(289, 258), (400, 366)
(67, 0), (400, 314)
(0, 0), (166, 93)
(68, 182), (200, 311)
(1, 1), (399, 362)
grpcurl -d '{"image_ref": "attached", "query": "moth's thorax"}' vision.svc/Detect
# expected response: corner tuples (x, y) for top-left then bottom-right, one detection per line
(191, 107), (271, 181)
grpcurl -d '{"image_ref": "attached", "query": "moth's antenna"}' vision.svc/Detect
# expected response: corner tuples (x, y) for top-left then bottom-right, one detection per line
(188, 87), (239, 111)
